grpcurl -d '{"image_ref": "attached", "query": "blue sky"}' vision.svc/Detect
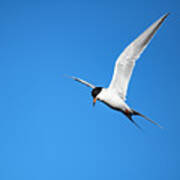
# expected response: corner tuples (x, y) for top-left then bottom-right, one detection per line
(0, 0), (180, 179)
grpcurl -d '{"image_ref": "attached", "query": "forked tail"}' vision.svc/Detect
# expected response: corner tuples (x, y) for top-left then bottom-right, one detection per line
(132, 110), (163, 129)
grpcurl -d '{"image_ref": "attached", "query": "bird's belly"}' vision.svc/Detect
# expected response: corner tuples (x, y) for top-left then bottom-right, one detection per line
(101, 96), (128, 111)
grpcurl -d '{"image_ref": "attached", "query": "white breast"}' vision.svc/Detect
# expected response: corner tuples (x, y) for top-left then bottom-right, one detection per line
(97, 88), (131, 111)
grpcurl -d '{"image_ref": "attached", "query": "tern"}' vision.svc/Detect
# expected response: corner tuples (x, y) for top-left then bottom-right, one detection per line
(69, 13), (169, 129)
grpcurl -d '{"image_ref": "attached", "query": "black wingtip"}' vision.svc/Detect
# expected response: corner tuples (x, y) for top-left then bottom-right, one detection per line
(163, 13), (170, 19)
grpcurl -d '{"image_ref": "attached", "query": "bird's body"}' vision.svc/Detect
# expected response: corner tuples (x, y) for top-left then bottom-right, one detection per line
(96, 88), (131, 112)
(69, 13), (169, 129)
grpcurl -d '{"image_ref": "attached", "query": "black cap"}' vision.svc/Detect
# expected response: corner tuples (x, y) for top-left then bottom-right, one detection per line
(91, 87), (102, 98)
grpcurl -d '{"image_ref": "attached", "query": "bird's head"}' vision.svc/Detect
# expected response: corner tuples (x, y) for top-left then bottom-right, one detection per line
(91, 87), (102, 106)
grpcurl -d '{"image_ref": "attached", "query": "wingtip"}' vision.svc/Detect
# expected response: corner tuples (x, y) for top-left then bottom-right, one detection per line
(63, 74), (74, 80)
(158, 124), (164, 129)
(162, 13), (170, 20)
(157, 13), (170, 25)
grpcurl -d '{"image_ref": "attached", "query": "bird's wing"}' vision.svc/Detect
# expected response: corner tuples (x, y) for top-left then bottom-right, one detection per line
(70, 76), (95, 89)
(108, 13), (169, 100)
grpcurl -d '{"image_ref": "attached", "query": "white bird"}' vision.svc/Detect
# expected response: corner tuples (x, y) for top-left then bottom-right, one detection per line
(69, 13), (169, 129)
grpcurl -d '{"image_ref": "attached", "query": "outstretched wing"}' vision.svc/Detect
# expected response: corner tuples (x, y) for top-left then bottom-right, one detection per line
(108, 13), (169, 100)
(70, 76), (95, 89)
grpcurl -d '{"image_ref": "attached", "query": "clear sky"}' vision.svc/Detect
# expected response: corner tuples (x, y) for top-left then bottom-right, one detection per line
(0, 0), (180, 179)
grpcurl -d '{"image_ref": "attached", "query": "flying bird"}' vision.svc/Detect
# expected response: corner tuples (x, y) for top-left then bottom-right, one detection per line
(69, 13), (169, 129)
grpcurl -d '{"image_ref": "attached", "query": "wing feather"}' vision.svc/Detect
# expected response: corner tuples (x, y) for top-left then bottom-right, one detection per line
(70, 76), (95, 89)
(109, 13), (169, 100)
